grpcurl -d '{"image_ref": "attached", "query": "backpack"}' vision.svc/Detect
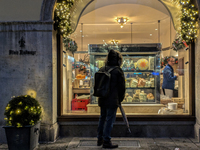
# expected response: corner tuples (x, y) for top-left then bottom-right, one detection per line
(93, 66), (118, 98)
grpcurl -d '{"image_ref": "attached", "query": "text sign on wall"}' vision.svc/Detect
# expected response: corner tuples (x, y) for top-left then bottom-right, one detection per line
(9, 36), (36, 55)
(9, 50), (36, 55)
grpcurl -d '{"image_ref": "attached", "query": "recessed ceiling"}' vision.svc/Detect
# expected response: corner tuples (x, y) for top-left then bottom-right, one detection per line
(70, 2), (176, 51)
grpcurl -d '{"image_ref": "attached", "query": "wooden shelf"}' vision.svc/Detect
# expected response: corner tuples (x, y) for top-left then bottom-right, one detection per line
(73, 88), (90, 93)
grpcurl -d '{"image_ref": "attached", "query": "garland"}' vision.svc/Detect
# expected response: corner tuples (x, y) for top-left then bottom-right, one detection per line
(63, 38), (78, 54)
(54, 0), (74, 37)
(161, 56), (178, 68)
(172, 0), (199, 51)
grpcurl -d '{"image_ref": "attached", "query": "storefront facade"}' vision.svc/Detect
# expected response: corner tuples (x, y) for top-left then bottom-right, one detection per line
(0, 0), (200, 143)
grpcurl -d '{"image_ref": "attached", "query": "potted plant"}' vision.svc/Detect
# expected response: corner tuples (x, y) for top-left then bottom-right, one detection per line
(3, 95), (42, 150)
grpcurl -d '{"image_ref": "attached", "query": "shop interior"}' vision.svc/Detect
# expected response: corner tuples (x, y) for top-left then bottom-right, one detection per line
(61, 0), (190, 115)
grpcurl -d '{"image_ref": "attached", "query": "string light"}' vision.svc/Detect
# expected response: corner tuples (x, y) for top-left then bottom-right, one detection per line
(171, 0), (198, 48)
(54, 0), (75, 37)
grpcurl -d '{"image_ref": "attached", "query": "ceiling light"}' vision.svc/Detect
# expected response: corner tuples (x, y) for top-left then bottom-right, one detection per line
(150, 34), (152, 36)
(155, 29), (158, 30)
(110, 40), (118, 45)
(116, 17), (129, 28)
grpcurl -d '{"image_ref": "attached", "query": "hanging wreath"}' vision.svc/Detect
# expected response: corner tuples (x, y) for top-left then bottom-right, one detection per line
(63, 38), (78, 54)
(160, 56), (178, 68)
(172, 38), (186, 51)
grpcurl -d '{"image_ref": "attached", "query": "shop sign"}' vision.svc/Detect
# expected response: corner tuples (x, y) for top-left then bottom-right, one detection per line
(9, 36), (36, 55)
(9, 50), (36, 55)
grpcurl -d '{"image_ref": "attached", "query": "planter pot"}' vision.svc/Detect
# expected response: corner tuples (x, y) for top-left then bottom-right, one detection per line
(3, 122), (40, 150)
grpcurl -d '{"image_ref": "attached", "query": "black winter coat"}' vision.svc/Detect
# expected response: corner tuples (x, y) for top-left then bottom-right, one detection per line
(98, 51), (126, 108)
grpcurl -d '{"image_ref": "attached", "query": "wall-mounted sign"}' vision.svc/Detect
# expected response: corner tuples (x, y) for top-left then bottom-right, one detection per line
(9, 50), (36, 55)
(9, 36), (36, 55)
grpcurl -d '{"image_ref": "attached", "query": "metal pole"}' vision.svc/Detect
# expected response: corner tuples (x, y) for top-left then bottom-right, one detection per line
(81, 23), (83, 51)
(131, 23), (133, 44)
(158, 20), (160, 43)
(170, 18), (171, 47)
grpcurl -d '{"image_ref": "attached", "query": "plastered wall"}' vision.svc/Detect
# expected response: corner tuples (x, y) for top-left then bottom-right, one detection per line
(0, 0), (43, 21)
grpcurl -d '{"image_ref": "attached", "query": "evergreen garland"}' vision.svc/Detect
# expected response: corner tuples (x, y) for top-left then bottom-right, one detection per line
(54, 0), (74, 37)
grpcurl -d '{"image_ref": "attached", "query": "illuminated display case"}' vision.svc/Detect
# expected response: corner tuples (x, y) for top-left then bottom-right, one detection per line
(89, 44), (161, 104)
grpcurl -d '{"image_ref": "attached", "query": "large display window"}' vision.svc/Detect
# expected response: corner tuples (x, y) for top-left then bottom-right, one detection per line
(60, 0), (193, 116)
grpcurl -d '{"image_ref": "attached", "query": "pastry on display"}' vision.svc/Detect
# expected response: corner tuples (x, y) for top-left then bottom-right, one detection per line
(139, 91), (147, 102)
(147, 93), (154, 100)
(130, 78), (138, 87)
(126, 81), (130, 88)
(127, 96), (133, 102)
(137, 59), (149, 70)
(138, 78), (146, 87)
(145, 81), (151, 87)
(150, 78), (154, 87)
(133, 94), (140, 102)
(135, 89), (141, 95)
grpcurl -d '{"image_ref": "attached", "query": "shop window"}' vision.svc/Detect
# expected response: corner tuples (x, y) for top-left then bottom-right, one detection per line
(61, 2), (191, 116)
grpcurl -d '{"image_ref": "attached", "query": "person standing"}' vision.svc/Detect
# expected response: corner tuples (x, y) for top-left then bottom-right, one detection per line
(162, 57), (179, 98)
(97, 50), (125, 149)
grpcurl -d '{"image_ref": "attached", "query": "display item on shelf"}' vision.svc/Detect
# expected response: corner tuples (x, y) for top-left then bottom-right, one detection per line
(130, 78), (138, 87)
(139, 91), (147, 102)
(147, 93), (154, 100)
(150, 78), (154, 87)
(126, 81), (130, 88)
(168, 103), (178, 110)
(138, 78), (146, 87)
(137, 59), (149, 70)
(172, 98), (185, 108)
(127, 96), (133, 102)
(133, 94), (140, 102)
(145, 81), (151, 87)
(149, 57), (155, 70)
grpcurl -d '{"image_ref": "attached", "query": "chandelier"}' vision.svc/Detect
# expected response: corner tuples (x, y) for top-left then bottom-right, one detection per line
(116, 17), (129, 28)
(111, 40), (118, 45)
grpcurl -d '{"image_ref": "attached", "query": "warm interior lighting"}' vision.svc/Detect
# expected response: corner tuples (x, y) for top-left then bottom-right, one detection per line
(110, 39), (118, 45)
(116, 17), (129, 28)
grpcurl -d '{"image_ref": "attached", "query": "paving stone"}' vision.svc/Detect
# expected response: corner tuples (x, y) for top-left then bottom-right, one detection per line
(0, 144), (8, 149)
(171, 138), (192, 143)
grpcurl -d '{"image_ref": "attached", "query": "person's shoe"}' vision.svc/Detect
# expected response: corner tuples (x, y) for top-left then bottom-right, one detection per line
(97, 138), (103, 146)
(103, 140), (118, 149)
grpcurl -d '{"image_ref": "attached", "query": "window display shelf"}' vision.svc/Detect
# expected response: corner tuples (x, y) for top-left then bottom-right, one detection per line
(123, 70), (154, 72)
(72, 88), (90, 93)
(126, 87), (155, 89)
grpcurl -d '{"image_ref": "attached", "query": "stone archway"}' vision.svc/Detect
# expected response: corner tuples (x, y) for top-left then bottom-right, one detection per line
(40, 0), (57, 21)
(40, 0), (184, 32)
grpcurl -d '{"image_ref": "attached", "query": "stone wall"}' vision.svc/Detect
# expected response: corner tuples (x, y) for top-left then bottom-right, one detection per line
(0, 21), (58, 143)
(195, 27), (200, 142)
(0, 0), (43, 21)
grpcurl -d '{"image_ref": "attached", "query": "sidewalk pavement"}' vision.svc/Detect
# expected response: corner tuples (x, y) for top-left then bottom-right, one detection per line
(1, 137), (200, 150)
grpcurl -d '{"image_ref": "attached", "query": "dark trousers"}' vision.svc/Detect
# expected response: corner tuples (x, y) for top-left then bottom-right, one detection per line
(97, 107), (118, 142)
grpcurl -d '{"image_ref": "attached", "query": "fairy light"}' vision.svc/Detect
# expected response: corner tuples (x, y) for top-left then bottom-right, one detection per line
(54, 0), (75, 37)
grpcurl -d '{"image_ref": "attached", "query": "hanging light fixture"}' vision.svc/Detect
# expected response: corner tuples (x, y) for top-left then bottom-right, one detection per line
(110, 39), (118, 45)
(116, 17), (129, 28)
